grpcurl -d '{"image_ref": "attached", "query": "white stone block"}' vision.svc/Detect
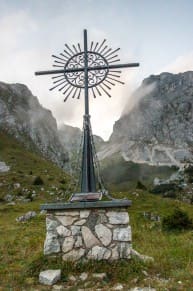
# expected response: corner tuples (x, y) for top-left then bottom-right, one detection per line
(62, 248), (85, 261)
(56, 215), (77, 226)
(46, 217), (59, 231)
(71, 225), (81, 235)
(44, 232), (60, 255)
(95, 224), (112, 246)
(56, 225), (71, 237)
(80, 210), (90, 218)
(74, 219), (86, 226)
(107, 211), (129, 224)
(75, 236), (83, 247)
(39, 269), (61, 285)
(113, 226), (131, 241)
(111, 245), (119, 260)
(62, 236), (74, 253)
(87, 246), (111, 260)
(118, 242), (131, 258)
(82, 226), (100, 248)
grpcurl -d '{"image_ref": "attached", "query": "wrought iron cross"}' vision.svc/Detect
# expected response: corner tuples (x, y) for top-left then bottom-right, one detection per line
(35, 29), (139, 201)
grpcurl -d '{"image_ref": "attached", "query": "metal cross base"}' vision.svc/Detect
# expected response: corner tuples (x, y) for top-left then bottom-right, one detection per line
(40, 199), (132, 210)
(70, 192), (102, 202)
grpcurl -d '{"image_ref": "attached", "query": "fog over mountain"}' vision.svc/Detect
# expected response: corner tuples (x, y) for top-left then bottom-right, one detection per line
(1, 71), (193, 172)
(98, 71), (193, 168)
(0, 81), (67, 167)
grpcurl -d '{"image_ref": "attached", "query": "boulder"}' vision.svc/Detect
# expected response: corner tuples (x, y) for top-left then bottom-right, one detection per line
(39, 269), (61, 285)
(0, 161), (10, 172)
(4, 194), (14, 202)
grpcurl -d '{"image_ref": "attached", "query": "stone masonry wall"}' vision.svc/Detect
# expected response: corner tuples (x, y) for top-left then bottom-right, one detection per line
(44, 207), (132, 261)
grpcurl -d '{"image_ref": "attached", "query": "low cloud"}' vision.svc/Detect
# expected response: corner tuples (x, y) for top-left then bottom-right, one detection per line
(160, 52), (193, 74)
(122, 81), (156, 116)
(0, 9), (139, 141)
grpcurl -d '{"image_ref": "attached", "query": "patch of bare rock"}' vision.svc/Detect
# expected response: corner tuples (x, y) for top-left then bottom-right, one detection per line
(16, 211), (37, 222)
(38, 270), (158, 291)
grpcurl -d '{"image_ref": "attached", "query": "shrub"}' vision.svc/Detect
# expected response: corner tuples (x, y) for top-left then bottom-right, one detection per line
(151, 183), (179, 194)
(33, 176), (44, 185)
(162, 208), (193, 231)
(25, 192), (33, 201)
(136, 180), (147, 190)
(60, 179), (66, 184)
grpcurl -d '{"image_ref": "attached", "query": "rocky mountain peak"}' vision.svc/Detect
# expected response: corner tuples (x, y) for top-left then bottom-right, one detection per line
(0, 81), (67, 167)
(98, 71), (193, 167)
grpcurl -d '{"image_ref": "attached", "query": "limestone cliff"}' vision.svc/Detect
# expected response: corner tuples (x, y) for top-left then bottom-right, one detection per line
(0, 81), (67, 167)
(98, 72), (193, 167)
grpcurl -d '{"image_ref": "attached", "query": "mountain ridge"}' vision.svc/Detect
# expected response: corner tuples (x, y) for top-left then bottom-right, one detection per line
(0, 81), (68, 167)
(98, 71), (193, 167)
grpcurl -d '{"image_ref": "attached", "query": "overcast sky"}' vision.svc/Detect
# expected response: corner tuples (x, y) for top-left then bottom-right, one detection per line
(0, 0), (193, 140)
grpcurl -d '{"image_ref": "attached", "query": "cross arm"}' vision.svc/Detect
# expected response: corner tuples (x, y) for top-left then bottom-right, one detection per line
(35, 62), (139, 76)
(97, 62), (140, 71)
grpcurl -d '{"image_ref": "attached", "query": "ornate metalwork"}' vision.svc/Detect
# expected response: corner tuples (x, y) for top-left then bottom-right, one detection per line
(63, 51), (109, 89)
(50, 37), (125, 101)
(35, 29), (139, 199)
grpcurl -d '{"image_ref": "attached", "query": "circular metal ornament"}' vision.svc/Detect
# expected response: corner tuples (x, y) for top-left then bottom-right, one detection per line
(64, 51), (109, 88)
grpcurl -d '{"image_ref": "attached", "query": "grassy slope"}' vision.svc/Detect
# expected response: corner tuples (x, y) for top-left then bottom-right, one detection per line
(0, 131), (193, 290)
(0, 130), (71, 202)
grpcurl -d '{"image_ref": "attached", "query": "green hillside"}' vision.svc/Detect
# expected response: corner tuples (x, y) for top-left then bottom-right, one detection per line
(0, 131), (193, 290)
(0, 130), (71, 203)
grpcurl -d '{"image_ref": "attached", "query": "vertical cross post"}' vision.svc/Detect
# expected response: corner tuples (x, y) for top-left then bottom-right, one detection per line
(81, 29), (96, 193)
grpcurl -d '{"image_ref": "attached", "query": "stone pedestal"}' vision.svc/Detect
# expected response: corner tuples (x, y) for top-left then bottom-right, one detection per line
(41, 200), (132, 261)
